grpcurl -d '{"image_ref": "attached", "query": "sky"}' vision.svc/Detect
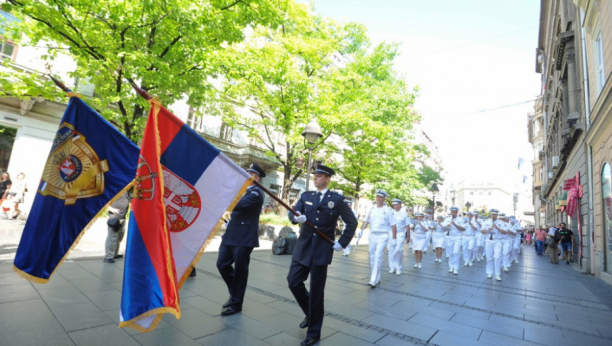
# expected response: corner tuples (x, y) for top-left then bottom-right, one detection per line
(305, 0), (541, 193)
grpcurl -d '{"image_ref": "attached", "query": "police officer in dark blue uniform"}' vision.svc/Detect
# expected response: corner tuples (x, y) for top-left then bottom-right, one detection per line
(287, 165), (357, 346)
(217, 163), (265, 316)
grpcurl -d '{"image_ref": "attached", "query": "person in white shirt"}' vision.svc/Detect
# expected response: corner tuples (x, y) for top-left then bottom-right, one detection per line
(481, 209), (506, 281)
(474, 212), (485, 261)
(510, 217), (523, 264)
(462, 211), (479, 267)
(411, 212), (429, 268)
(423, 214), (431, 253)
(441, 206), (466, 275)
(358, 189), (397, 288)
(388, 199), (409, 274)
(431, 215), (446, 262)
(499, 214), (515, 272)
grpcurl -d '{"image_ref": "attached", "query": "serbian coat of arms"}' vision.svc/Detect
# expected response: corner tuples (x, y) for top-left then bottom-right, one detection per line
(39, 122), (108, 205)
(162, 168), (201, 232)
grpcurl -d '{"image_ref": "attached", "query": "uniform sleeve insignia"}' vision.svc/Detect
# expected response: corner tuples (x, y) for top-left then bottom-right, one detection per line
(250, 190), (259, 196)
(328, 201), (334, 208)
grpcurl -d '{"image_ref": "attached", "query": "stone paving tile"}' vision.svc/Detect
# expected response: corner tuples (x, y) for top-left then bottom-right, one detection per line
(318, 331), (376, 345)
(259, 311), (337, 341)
(373, 335), (421, 345)
(69, 277), (117, 293)
(562, 329), (612, 346)
(132, 326), (202, 346)
(83, 289), (122, 311)
(196, 329), (271, 346)
(360, 313), (437, 342)
(478, 330), (539, 346)
(0, 299), (75, 346)
(408, 313), (482, 340)
(163, 307), (231, 339)
(352, 299), (417, 320)
(429, 330), (491, 346)
(218, 312), (283, 339)
(450, 312), (523, 339)
(323, 314), (388, 343)
(49, 301), (114, 332)
(0, 282), (40, 303)
(262, 331), (303, 345)
(37, 286), (91, 307)
(68, 324), (140, 346)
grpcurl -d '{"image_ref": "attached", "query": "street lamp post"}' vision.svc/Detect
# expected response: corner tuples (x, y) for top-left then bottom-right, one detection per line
(302, 119), (323, 192)
(431, 183), (439, 218)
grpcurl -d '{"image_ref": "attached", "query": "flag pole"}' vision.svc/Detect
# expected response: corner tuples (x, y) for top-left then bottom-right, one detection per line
(127, 80), (335, 246)
(48, 75), (70, 92)
(252, 180), (334, 245)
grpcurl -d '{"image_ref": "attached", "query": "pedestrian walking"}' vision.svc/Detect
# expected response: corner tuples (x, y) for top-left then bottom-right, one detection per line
(482, 209), (506, 281)
(1, 172), (26, 220)
(388, 199), (409, 274)
(558, 222), (575, 265)
(441, 206), (466, 275)
(0, 171), (11, 203)
(103, 191), (131, 263)
(462, 211), (478, 266)
(411, 212), (429, 268)
(546, 224), (560, 263)
(287, 165), (357, 346)
(432, 215), (446, 262)
(217, 163), (266, 316)
(358, 189), (397, 288)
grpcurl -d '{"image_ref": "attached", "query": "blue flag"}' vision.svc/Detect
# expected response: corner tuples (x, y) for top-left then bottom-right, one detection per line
(14, 96), (140, 283)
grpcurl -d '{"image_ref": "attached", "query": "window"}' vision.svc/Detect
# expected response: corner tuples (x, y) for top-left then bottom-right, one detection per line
(470, 192), (473, 196)
(601, 162), (612, 272)
(489, 191), (492, 196)
(594, 28), (605, 93)
(0, 40), (15, 59)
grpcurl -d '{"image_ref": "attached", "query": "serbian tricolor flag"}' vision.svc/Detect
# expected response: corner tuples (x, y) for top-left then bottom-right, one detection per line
(119, 100), (252, 332)
(13, 95), (139, 283)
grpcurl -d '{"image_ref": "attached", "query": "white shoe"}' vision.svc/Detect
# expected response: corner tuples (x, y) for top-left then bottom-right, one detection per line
(487, 274), (492, 279)
(389, 269), (395, 274)
(414, 264), (418, 268)
(503, 267), (509, 272)
(495, 276), (502, 281)
(515, 260), (519, 264)
(418, 263), (422, 268)
(468, 261), (473, 267)
(368, 281), (376, 288)
(342, 253), (348, 256)
(448, 268), (453, 273)
(396, 271), (402, 275)
(464, 261), (468, 266)
(453, 269), (458, 275)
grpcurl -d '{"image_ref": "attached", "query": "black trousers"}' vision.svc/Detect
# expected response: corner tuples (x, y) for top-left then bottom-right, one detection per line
(216, 245), (253, 309)
(287, 260), (328, 338)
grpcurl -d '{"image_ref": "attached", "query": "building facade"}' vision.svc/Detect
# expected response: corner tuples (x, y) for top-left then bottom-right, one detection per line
(528, 96), (546, 227)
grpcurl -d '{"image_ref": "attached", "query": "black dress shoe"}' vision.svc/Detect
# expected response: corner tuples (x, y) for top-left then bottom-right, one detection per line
(299, 317), (309, 329)
(188, 268), (197, 277)
(103, 258), (115, 263)
(221, 306), (242, 316)
(113, 254), (124, 259)
(222, 298), (232, 308)
(301, 336), (320, 346)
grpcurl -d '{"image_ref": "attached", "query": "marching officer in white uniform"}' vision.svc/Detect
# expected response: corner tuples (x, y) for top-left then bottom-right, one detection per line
(500, 213), (515, 272)
(441, 206), (466, 275)
(510, 217), (523, 264)
(474, 212), (485, 261)
(342, 200), (359, 256)
(359, 189), (397, 288)
(482, 209), (506, 281)
(389, 199), (409, 274)
(432, 215), (446, 262)
(423, 214), (432, 253)
(411, 212), (429, 268)
(462, 211), (478, 267)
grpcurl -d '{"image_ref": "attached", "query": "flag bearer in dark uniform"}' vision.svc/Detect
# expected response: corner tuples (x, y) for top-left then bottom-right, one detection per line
(287, 165), (358, 346)
(217, 163), (265, 316)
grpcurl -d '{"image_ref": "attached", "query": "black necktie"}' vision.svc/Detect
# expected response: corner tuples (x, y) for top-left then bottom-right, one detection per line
(317, 192), (322, 202)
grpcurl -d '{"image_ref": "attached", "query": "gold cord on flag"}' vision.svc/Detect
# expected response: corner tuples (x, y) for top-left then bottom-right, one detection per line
(66, 92), (82, 99)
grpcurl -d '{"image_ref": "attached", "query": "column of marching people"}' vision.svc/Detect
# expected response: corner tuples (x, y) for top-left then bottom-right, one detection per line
(357, 190), (524, 286)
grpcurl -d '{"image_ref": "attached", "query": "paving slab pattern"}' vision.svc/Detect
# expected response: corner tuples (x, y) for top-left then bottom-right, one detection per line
(1, 241), (612, 346)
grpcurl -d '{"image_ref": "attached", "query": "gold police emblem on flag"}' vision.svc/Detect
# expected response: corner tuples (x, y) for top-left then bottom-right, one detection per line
(39, 122), (109, 205)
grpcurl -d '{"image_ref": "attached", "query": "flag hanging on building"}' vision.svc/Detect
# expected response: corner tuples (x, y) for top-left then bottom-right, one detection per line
(523, 175), (527, 184)
(13, 95), (140, 283)
(518, 157), (525, 170)
(119, 99), (252, 332)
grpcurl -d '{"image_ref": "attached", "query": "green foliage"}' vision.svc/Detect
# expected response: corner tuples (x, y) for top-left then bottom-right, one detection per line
(1, 0), (288, 141)
(259, 213), (294, 227)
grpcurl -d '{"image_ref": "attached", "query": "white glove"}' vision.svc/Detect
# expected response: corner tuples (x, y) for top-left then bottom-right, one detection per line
(333, 241), (343, 251)
(389, 239), (397, 247)
(294, 212), (307, 224)
(357, 229), (363, 238)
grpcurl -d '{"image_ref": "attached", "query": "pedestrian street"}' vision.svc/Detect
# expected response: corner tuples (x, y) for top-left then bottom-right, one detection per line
(2, 242), (612, 346)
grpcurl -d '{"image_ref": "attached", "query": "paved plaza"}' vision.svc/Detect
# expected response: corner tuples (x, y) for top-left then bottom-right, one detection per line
(2, 231), (612, 346)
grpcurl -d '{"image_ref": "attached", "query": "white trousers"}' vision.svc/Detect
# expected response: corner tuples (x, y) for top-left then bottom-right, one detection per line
(446, 235), (461, 271)
(424, 231), (431, 251)
(475, 235), (485, 258)
(485, 239), (502, 276)
(502, 239), (513, 268)
(388, 231), (407, 271)
(511, 238), (521, 261)
(461, 236), (475, 263)
(369, 232), (389, 284)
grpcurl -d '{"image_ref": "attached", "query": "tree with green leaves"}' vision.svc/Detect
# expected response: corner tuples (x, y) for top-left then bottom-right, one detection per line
(0, 0), (287, 141)
(210, 1), (368, 202)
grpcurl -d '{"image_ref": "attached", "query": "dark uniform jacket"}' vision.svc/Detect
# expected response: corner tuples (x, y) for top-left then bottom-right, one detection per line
(289, 190), (358, 266)
(221, 185), (264, 248)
